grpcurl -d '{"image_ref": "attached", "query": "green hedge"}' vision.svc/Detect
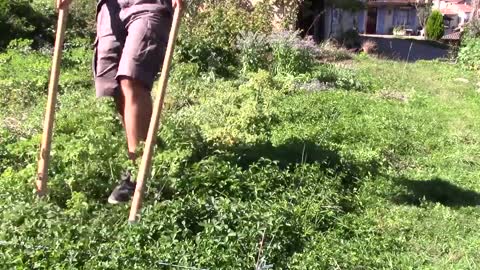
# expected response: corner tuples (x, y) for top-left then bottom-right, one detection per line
(0, 0), (95, 50)
(426, 10), (444, 40)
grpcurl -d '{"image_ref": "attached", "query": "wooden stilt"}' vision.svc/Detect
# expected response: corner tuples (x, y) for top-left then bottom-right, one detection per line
(129, 7), (183, 222)
(36, 7), (69, 196)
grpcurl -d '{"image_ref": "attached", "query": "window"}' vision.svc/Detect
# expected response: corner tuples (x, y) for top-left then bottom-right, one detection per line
(394, 9), (409, 27)
(331, 8), (341, 33)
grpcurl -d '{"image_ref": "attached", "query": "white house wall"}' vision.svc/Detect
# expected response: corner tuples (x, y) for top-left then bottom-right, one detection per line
(376, 7), (387, 34)
(375, 6), (419, 34)
(384, 8), (394, 34)
(324, 8), (367, 38)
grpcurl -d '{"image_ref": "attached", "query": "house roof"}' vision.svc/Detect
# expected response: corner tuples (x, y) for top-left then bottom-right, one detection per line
(367, 0), (426, 6)
(456, 4), (473, 13)
(438, 2), (473, 16)
(442, 31), (462, 40)
(440, 7), (458, 15)
(443, 0), (465, 3)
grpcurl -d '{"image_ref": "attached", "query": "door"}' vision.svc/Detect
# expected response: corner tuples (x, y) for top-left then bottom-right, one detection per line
(366, 7), (377, 34)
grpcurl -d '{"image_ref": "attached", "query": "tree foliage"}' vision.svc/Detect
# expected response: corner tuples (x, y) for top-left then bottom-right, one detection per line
(0, 0), (54, 48)
(458, 20), (480, 71)
(426, 10), (444, 40)
(0, 0), (96, 50)
(325, 0), (365, 11)
(415, 0), (433, 28)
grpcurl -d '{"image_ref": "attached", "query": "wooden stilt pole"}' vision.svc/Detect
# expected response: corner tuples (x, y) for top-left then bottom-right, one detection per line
(129, 7), (183, 222)
(36, 7), (69, 196)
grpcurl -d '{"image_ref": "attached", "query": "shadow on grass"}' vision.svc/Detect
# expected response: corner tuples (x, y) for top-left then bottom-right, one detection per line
(218, 138), (381, 190)
(394, 177), (480, 207)
(190, 138), (382, 259)
(144, 138), (384, 265)
(231, 140), (341, 169)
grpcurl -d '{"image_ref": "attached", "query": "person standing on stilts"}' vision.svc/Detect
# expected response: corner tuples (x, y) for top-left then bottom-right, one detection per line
(57, 0), (183, 204)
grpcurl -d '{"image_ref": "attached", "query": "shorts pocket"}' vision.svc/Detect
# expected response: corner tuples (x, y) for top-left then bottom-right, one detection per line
(138, 16), (170, 63)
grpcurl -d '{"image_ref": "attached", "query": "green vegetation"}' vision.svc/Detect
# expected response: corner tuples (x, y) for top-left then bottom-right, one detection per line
(459, 20), (480, 71)
(415, 0), (433, 29)
(0, 0), (96, 49)
(3, 42), (480, 269)
(0, 0), (54, 48)
(458, 37), (480, 71)
(426, 10), (444, 40)
(2, 1), (480, 269)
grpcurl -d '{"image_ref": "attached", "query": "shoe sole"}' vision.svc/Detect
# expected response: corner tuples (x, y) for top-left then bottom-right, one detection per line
(107, 195), (130, 205)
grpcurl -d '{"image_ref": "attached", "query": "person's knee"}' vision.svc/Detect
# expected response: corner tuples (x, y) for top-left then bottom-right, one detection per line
(119, 77), (149, 101)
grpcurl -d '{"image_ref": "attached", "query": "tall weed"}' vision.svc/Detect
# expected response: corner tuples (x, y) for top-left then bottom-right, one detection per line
(269, 31), (319, 75)
(236, 31), (271, 74)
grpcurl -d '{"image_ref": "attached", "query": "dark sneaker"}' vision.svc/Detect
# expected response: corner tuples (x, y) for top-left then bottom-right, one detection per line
(108, 171), (136, 204)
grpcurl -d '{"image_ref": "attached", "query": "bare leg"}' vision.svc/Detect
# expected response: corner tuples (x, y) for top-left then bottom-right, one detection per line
(108, 81), (151, 204)
(118, 77), (152, 162)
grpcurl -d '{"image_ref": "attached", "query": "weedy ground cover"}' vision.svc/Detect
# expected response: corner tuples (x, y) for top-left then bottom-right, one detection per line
(2, 33), (480, 270)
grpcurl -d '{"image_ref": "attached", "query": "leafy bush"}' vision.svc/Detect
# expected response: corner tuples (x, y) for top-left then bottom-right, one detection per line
(463, 19), (480, 39)
(393, 25), (406, 36)
(269, 30), (319, 75)
(458, 20), (480, 70)
(425, 10), (444, 40)
(0, 0), (54, 48)
(0, 42), (51, 114)
(0, 0), (96, 49)
(62, 37), (94, 68)
(249, 0), (274, 33)
(236, 31), (271, 74)
(182, 70), (281, 146)
(0, 39), (93, 117)
(458, 37), (480, 71)
(4, 31), (479, 267)
(176, 2), (272, 77)
(237, 30), (342, 76)
(62, 0), (96, 39)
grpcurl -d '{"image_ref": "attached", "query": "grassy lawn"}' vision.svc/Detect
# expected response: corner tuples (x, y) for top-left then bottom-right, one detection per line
(1, 49), (480, 268)
(267, 57), (480, 268)
(352, 58), (480, 269)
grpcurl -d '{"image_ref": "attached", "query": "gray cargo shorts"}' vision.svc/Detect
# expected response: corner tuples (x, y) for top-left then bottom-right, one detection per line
(93, 0), (173, 97)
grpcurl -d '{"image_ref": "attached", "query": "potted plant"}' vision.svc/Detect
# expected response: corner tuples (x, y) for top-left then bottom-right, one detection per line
(393, 25), (407, 36)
